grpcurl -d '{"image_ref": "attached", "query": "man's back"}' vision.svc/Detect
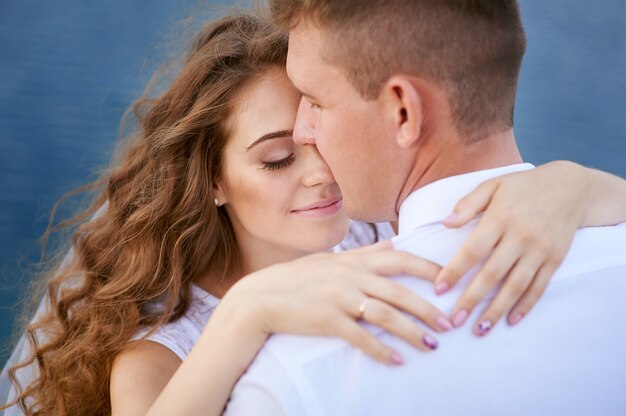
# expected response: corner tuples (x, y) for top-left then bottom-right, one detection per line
(225, 168), (626, 416)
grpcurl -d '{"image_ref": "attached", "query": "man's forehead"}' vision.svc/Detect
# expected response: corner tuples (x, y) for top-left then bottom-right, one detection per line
(286, 24), (326, 92)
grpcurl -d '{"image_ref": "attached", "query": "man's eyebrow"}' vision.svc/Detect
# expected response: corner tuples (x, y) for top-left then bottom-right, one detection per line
(290, 81), (317, 102)
(246, 130), (293, 151)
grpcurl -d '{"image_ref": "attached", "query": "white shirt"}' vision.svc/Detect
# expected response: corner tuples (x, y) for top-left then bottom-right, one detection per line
(224, 164), (626, 416)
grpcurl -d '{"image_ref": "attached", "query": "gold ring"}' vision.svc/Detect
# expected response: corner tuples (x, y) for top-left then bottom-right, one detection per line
(357, 297), (370, 320)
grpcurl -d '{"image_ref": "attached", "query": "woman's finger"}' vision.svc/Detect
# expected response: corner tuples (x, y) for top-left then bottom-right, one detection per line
(354, 250), (441, 282)
(329, 317), (404, 365)
(350, 239), (393, 253)
(356, 298), (439, 352)
(358, 276), (452, 333)
(507, 262), (558, 326)
(443, 179), (500, 228)
(434, 218), (503, 294)
(471, 254), (544, 335)
(449, 235), (522, 327)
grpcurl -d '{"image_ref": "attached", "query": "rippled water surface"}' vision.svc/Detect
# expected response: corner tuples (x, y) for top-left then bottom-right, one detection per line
(1, 1), (625, 364)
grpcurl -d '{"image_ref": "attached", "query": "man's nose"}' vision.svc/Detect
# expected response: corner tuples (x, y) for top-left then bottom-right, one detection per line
(293, 97), (317, 146)
(301, 144), (334, 188)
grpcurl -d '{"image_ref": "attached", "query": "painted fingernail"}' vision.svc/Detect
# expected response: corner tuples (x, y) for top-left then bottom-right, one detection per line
(436, 315), (453, 331)
(477, 320), (493, 336)
(435, 281), (450, 295)
(510, 313), (524, 326)
(390, 352), (405, 365)
(443, 212), (460, 224)
(423, 334), (439, 350)
(452, 309), (469, 327)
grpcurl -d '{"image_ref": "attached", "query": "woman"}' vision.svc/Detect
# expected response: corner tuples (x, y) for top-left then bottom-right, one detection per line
(2, 11), (626, 416)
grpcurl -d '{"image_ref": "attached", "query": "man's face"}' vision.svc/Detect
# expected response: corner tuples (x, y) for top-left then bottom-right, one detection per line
(286, 24), (408, 222)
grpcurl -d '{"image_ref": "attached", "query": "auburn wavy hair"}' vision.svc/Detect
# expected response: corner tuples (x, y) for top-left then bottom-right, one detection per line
(3, 12), (287, 416)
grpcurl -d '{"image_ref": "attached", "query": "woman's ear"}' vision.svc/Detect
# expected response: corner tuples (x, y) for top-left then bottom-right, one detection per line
(383, 76), (424, 149)
(213, 181), (228, 207)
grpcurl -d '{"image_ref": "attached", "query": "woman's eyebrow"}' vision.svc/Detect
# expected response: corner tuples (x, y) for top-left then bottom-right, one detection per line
(246, 130), (293, 151)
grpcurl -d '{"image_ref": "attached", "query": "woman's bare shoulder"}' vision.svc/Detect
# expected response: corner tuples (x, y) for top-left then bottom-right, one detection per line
(110, 341), (182, 416)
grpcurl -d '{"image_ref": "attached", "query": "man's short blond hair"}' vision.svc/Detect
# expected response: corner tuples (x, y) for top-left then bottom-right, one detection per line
(271, 0), (527, 143)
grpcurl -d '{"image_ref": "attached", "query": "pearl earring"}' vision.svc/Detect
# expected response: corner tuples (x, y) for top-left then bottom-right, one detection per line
(214, 197), (220, 206)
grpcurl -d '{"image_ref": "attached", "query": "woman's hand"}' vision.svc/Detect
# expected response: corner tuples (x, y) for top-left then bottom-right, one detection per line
(434, 161), (626, 336)
(223, 243), (450, 365)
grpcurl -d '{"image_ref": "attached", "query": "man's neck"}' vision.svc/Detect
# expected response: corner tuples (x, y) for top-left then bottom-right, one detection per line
(396, 129), (522, 213)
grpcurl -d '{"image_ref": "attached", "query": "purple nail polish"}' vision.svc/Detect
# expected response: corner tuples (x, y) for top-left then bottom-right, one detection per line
(391, 352), (405, 365)
(510, 313), (524, 326)
(452, 309), (469, 327)
(436, 315), (453, 331)
(477, 320), (492, 336)
(423, 334), (439, 350)
(435, 281), (450, 295)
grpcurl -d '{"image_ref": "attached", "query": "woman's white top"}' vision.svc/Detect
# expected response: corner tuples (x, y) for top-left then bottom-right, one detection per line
(135, 221), (395, 361)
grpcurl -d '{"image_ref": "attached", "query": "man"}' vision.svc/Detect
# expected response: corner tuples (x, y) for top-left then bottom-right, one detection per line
(225, 1), (626, 414)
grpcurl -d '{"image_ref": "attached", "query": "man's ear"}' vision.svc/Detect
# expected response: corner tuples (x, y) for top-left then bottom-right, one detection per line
(383, 75), (424, 149)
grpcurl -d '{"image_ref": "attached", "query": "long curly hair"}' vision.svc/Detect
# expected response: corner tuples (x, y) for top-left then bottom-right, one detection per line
(3, 11), (287, 416)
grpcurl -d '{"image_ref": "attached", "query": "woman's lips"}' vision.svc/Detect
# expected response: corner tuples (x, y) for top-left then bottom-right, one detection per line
(291, 196), (343, 218)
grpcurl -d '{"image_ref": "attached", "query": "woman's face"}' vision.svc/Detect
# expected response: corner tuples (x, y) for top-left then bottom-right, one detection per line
(215, 68), (350, 268)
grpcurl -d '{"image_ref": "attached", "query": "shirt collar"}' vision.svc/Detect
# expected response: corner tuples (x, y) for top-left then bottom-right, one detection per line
(398, 163), (535, 235)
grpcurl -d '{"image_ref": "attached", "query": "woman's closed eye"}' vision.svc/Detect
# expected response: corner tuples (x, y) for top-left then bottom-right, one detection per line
(262, 153), (295, 171)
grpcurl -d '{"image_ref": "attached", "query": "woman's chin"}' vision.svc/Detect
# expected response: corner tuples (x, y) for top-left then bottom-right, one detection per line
(295, 228), (350, 254)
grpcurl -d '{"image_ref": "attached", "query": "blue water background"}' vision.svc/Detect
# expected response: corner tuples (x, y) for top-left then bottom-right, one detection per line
(0, 1), (625, 365)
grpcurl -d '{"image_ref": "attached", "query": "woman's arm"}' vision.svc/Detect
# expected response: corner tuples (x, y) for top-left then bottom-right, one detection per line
(110, 298), (269, 416)
(573, 164), (626, 227)
(435, 161), (626, 334)
(110, 247), (448, 416)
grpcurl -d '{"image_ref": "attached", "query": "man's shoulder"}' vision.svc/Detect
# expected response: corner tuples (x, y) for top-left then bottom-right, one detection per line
(227, 334), (352, 415)
(391, 220), (626, 282)
(261, 333), (350, 366)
